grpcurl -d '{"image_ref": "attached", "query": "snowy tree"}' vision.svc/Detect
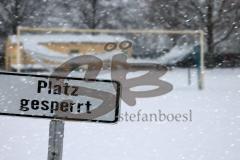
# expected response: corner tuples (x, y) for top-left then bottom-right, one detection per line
(81, 0), (100, 29)
(147, 0), (240, 58)
(37, 0), (76, 28)
(68, 0), (148, 29)
(102, 0), (148, 29)
(0, 0), (39, 35)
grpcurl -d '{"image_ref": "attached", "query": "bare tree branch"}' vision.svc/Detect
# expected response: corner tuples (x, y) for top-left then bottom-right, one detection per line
(218, 0), (227, 16)
(0, 4), (11, 23)
(189, 0), (206, 25)
(214, 9), (239, 46)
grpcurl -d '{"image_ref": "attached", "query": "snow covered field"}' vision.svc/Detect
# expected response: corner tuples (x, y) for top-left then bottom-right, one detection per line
(0, 68), (240, 160)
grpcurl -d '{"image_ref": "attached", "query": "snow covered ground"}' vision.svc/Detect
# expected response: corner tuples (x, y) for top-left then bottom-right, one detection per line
(0, 68), (240, 160)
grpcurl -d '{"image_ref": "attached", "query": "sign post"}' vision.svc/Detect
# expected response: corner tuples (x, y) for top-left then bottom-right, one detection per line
(0, 72), (121, 160)
(47, 120), (64, 160)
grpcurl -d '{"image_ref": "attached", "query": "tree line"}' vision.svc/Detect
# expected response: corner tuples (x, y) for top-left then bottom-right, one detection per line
(0, 0), (239, 59)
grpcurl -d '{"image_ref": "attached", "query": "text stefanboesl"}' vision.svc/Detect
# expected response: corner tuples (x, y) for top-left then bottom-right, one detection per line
(119, 110), (192, 122)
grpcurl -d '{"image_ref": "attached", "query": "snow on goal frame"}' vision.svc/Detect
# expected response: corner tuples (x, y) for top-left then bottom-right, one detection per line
(12, 26), (205, 89)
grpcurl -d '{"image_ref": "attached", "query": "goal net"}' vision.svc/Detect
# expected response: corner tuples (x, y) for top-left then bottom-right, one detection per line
(5, 27), (205, 89)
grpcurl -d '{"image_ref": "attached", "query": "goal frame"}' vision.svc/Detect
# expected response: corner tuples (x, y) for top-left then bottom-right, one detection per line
(15, 26), (205, 90)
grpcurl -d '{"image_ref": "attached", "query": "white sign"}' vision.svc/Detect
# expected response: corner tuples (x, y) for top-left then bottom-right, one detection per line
(0, 72), (120, 123)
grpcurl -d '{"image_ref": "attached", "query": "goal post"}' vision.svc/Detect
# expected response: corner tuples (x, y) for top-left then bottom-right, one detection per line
(15, 26), (205, 89)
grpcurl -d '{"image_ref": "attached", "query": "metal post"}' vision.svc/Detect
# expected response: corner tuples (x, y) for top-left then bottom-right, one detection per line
(16, 26), (21, 73)
(47, 120), (64, 160)
(199, 30), (205, 90)
(188, 67), (191, 86)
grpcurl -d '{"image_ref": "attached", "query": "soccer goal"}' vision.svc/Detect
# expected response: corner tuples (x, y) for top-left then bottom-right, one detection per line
(5, 26), (205, 89)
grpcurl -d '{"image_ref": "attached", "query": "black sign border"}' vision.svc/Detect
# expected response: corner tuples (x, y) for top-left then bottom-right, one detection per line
(0, 71), (121, 124)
